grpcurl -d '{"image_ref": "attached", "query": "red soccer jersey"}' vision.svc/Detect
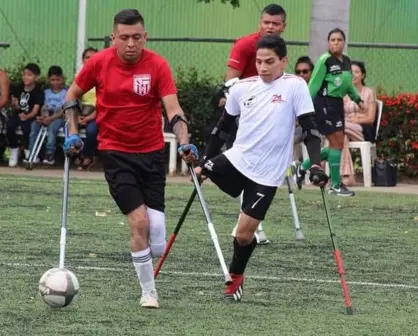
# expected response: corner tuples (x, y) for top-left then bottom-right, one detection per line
(75, 46), (177, 153)
(227, 32), (260, 79)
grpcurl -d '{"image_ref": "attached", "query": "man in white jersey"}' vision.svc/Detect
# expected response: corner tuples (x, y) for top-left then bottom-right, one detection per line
(195, 35), (328, 301)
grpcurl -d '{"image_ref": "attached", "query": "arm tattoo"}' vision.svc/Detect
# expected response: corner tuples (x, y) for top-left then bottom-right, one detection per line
(65, 107), (80, 136)
(172, 118), (189, 145)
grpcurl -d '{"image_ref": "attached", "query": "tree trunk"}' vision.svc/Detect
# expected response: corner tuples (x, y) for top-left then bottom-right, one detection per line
(308, 0), (351, 62)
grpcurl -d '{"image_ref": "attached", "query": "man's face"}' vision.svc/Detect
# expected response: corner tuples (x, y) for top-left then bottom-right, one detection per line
(295, 63), (312, 83)
(22, 69), (37, 86)
(111, 22), (147, 63)
(256, 48), (286, 83)
(259, 13), (286, 36)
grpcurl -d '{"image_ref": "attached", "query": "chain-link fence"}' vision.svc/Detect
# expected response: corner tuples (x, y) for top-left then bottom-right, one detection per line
(1, 35), (417, 93)
(88, 37), (418, 93)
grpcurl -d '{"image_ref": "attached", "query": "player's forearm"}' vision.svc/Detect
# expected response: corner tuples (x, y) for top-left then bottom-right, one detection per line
(298, 113), (322, 166)
(64, 85), (84, 135)
(172, 120), (189, 145)
(201, 112), (236, 164)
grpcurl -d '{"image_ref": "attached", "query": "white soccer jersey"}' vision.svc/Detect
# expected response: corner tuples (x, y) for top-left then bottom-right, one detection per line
(224, 73), (314, 187)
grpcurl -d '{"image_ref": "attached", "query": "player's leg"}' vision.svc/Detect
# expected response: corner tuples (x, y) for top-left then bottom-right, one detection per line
(101, 150), (159, 308)
(231, 193), (270, 245)
(225, 181), (277, 301)
(140, 149), (167, 259)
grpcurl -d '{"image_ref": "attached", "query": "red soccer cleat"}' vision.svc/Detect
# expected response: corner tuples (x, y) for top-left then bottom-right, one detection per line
(224, 273), (244, 302)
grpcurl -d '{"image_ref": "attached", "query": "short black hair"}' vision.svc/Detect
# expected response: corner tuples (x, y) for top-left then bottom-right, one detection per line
(47, 65), (63, 77)
(261, 4), (286, 21)
(24, 63), (41, 76)
(82, 47), (98, 59)
(256, 35), (287, 59)
(351, 60), (367, 85)
(295, 56), (314, 72)
(113, 9), (144, 27)
(328, 28), (346, 41)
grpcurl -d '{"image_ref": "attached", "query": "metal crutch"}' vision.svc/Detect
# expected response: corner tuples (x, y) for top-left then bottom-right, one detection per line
(26, 126), (48, 170)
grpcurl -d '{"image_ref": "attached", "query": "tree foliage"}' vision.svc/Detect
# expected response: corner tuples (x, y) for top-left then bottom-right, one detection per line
(197, 0), (240, 9)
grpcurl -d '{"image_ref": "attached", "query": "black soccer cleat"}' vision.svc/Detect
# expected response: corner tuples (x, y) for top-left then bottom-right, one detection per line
(224, 273), (244, 302)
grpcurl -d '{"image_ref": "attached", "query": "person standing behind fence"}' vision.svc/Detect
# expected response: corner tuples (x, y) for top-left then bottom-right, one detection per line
(28, 66), (67, 165)
(295, 28), (365, 196)
(76, 47), (99, 170)
(0, 68), (10, 161)
(220, 3), (287, 245)
(7, 63), (44, 167)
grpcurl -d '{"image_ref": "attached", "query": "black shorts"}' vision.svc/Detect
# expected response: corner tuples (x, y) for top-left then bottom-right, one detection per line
(202, 154), (277, 221)
(313, 96), (345, 136)
(100, 149), (166, 215)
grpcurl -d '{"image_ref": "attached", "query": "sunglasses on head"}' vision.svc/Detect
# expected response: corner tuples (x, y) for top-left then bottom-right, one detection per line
(295, 69), (310, 75)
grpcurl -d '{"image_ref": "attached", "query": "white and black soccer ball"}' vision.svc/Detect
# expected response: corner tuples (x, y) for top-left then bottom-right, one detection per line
(38, 268), (80, 308)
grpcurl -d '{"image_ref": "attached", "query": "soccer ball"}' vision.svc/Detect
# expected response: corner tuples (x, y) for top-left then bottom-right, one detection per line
(38, 268), (80, 308)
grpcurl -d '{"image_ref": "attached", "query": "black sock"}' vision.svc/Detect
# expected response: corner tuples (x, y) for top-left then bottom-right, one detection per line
(229, 237), (257, 275)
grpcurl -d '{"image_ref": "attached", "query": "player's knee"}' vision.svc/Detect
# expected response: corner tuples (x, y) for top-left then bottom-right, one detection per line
(235, 231), (255, 245)
(147, 208), (166, 257)
(127, 205), (148, 237)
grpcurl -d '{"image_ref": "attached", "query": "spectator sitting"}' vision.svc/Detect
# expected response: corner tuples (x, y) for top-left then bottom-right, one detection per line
(76, 47), (98, 170)
(28, 65), (67, 165)
(7, 63), (44, 167)
(293, 56), (314, 163)
(0, 68), (10, 161)
(341, 61), (377, 186)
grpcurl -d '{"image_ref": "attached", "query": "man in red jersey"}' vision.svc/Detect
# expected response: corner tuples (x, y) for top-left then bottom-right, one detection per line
(221, 4), (287, 244)
(62, 9), (197, 309)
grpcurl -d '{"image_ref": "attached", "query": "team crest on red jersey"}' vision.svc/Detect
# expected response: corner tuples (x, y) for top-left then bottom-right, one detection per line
(133, 74), (151, 96)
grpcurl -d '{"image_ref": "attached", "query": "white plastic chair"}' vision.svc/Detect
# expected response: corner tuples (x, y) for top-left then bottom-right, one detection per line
(347, 99), (383, 187)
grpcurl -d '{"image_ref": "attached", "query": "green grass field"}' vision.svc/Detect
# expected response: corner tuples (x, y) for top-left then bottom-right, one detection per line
(1, 175), (418, 336)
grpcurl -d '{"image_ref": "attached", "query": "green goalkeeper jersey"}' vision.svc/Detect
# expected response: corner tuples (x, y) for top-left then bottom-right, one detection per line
(308, 52), (361, 103)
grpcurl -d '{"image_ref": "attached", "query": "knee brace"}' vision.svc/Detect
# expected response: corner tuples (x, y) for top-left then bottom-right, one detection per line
(147, 208), (166, 258)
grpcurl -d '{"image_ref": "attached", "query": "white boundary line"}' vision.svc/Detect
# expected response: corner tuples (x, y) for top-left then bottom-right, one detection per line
(5, 262), (418, 290)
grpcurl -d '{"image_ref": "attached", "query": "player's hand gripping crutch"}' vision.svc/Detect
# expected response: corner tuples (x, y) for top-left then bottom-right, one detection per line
(285, 167), (304, 240)
(189, 164), (232, 284)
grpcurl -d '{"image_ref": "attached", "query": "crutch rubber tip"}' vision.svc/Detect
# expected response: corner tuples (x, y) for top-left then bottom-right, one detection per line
(346, 307), (354, 315)
(295, 230), (305, 241)
(225, 275), (233, 285)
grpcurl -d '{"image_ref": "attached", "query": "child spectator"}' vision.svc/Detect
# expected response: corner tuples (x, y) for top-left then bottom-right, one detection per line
(28, 65), (67, 165)
(7, 63), (44, 167)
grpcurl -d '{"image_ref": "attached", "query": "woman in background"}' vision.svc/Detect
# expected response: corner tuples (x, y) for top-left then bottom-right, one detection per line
(341, 61), (377, 185)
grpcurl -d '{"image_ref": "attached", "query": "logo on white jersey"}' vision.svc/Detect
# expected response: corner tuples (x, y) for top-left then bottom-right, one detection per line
(133, 74), (151, 96)
(243, 96), (257, 107)
(271, 94), (286, 103)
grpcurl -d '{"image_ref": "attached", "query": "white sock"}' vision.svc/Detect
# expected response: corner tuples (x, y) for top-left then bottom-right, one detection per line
(147, 208), (166, 258)
(258, 223), (263, 231)
(131, 248), (156, 295)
